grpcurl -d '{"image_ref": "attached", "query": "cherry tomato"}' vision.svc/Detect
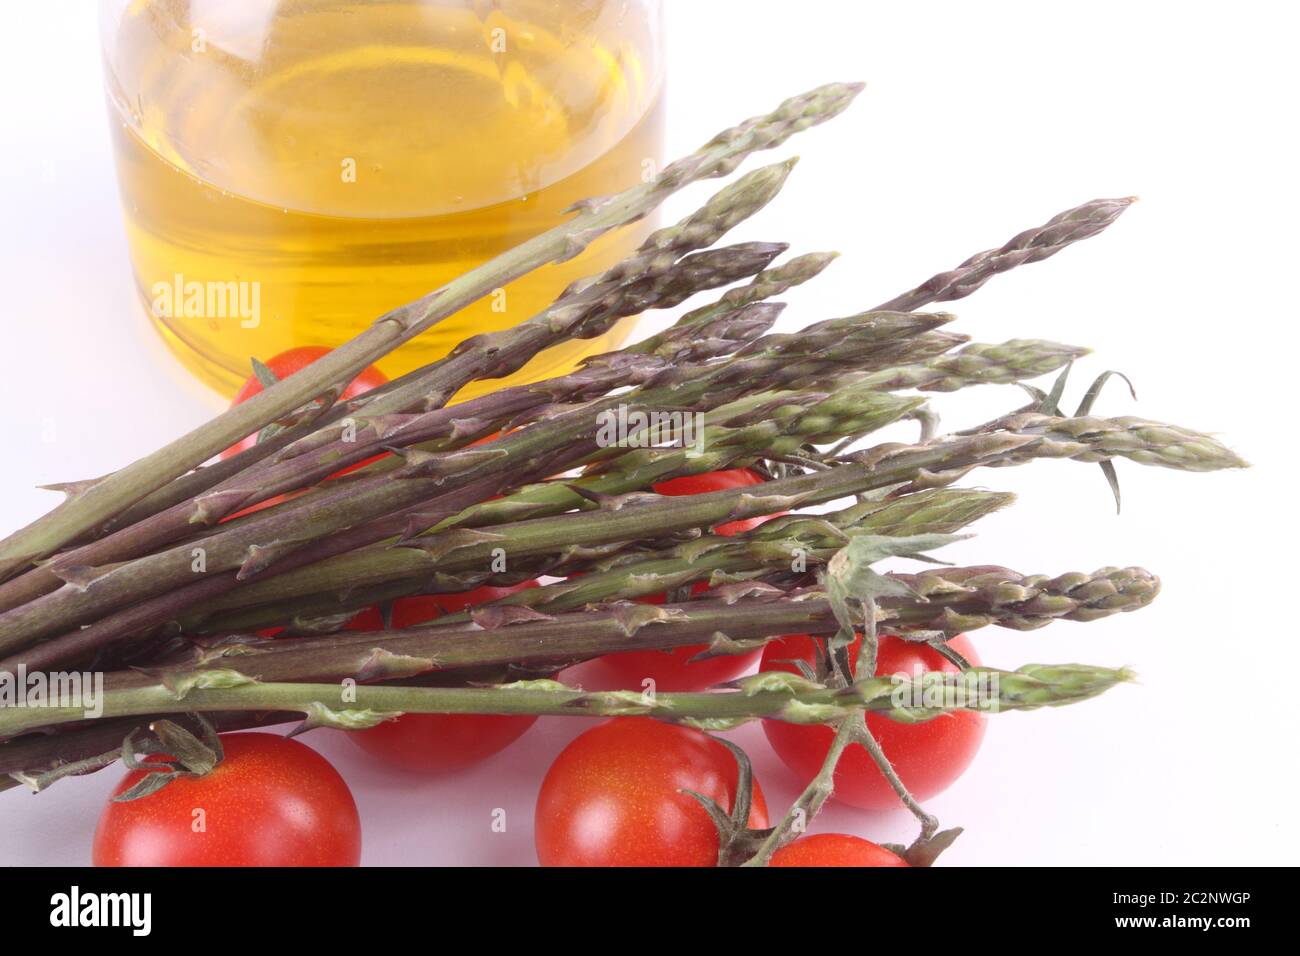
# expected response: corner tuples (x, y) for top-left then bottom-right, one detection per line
(344, 583), (540, 774)
(585, 468), (780, 692)
(535, 718), (769, 867)
(768, 833), (909, 867)
(221, 346), (387, 460)
(92, 733), (361, 867)
(761, 633), (986, 810)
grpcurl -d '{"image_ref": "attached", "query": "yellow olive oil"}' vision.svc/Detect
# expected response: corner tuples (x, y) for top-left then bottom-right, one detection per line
(104, 0), (663, 396)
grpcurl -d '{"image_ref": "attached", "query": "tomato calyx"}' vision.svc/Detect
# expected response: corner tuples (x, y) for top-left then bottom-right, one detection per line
(113, 716), (224, 802)
(878, 826), (965, 868)
(248, 356), (281, 390)
(682, 735), (777, 867)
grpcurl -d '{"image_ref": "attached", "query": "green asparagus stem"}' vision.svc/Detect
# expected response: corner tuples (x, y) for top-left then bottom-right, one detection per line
(0, 663), (1134, 739)
(853, 339), (1090, 392)
(882, 564), (1161, 630)
(625, 252), (841, 353)
(988, 414), (1251, 471)
(620, 251), (840, 359)
(125, 562), (1159, 690)
(872, 197), (1137, 312)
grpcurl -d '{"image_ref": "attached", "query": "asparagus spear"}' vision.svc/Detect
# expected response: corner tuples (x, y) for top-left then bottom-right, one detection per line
(0, 83), (865, 580)
(0, 660), (1133, 739)
(872, 197), (1136, 312)
(852, 338), (1090, 392)
(989, 414), (1251, 471)
(173, 561), (1159, 684)
(445, 560), (1161, 637)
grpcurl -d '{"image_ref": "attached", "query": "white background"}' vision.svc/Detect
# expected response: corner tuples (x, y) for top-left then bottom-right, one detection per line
(1, 0), (1297, 866)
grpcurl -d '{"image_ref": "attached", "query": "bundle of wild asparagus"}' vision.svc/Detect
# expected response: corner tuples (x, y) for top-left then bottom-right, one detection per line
(0, 83), (1243, 862)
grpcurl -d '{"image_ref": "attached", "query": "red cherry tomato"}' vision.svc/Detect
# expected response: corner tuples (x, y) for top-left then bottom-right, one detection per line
(92, 733), (361, 867)
(586, 468), (781, 692)
(768, 833), (909, 867)
(761, 633), (986, 810)
(535, 718), (769, 867)
(344, 582), (540, 774)
(221, 346), (387, 460)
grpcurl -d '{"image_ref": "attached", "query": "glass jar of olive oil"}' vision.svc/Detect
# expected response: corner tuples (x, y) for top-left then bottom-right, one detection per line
(100, 0), (665, 396)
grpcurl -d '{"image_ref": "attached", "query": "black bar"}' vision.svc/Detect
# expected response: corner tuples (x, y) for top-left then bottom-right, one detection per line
(0, 866), (1281, 940)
